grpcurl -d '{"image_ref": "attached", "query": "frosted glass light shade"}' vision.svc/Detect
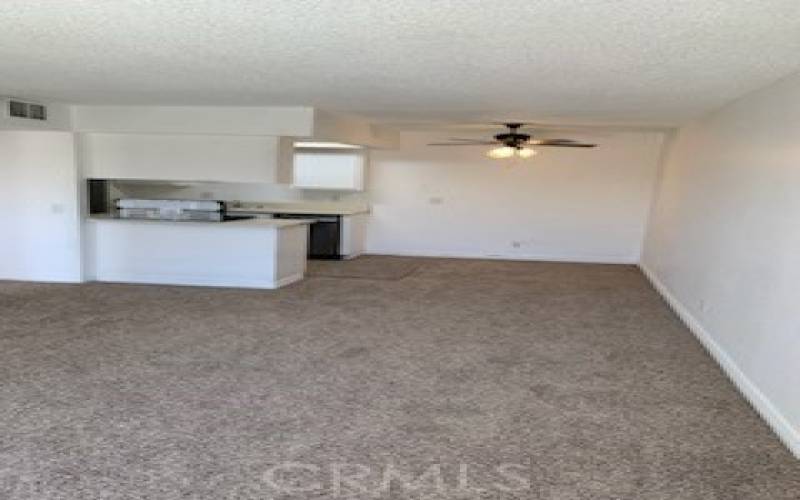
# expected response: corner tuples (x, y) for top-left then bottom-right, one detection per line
(487, 146), (515, 159)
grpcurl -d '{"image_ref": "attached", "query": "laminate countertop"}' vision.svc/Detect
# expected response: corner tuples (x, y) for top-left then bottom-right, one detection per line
(227, 202), (369, 216)
(87, 215), (314, 229)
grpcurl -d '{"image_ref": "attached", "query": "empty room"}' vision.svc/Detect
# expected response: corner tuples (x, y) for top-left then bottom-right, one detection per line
(1, 1), (799, 498)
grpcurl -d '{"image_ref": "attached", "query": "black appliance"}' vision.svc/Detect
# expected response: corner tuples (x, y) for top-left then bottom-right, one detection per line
(274, 213), (341, 259)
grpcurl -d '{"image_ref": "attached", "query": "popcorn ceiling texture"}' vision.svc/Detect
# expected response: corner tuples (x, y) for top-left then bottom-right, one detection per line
(1, 257), (799, 499)
(2, 1), (800, 125)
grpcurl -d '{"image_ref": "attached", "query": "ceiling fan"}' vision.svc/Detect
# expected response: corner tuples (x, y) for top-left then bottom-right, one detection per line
(428, 123), (597, 159)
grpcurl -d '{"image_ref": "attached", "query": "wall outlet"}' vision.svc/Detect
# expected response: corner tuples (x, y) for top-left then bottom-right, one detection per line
(511, 241), (522, 248)
(428, 197), (444, 205)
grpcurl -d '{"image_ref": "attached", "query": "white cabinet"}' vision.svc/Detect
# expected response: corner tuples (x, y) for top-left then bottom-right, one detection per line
(340, 214), (367, 259)
(81, 133), (293, 183)
(293, 150), (365, 191)
(86, 218), (309, 289)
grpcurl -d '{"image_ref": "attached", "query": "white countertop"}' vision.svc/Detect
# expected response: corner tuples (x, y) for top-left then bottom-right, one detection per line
(87, 215), (313, 229)
(227, 201), (369, 216)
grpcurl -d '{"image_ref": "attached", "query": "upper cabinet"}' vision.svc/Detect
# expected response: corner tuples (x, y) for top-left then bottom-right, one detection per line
(293, 149), (366, 191)
(81, 133), (293, 183)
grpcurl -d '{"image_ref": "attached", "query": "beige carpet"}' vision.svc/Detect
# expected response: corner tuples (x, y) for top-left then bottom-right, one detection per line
(307, 255), (422, 280)
(1, 257), (798, 499)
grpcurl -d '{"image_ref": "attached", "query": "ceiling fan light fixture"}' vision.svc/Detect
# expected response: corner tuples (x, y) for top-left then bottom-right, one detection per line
(487, 146), (515, 159)
(430, 123), (596, 153)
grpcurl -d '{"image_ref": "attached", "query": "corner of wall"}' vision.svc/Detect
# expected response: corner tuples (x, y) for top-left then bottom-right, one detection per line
(638, 262), (800, 459)
(638, 128), (678, 265)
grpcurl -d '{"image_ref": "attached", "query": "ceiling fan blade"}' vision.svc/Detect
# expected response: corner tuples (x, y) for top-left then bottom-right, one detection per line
(530, 138), (576, 144)
(446, 137), (494, 142)
(427, 141), (499, 146)
(531, 140), (596, 148)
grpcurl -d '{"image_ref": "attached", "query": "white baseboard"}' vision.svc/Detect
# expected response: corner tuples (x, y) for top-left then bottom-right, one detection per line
(273, 273), (304, 288)
(364, 249), (637, 265)
(0, 274), (82, 284)
(91, 272), (289, 290)
(639, 263), (800, 459)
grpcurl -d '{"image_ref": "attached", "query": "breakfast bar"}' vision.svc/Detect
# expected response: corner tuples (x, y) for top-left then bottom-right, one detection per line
(85, 216), (311, 289)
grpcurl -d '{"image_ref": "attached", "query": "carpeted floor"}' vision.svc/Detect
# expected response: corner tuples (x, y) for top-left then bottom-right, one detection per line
(307, 255), (422, 280)
(1, 257), (797, 499)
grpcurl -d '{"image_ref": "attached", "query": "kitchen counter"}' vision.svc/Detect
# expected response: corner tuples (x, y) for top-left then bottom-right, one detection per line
(88, 214), (314, 229)
(227, 201), (369, 216)
(85, 215), (310, 289)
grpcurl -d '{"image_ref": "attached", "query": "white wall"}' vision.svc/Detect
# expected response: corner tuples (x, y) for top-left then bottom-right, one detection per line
(642, 73), (800, 457)
(72, 105), (315, 136)
(71, 106), (398, 148)
(313, 109), (399, 148)
(0, 131), (82, 282)
(366, 130), (665, 263)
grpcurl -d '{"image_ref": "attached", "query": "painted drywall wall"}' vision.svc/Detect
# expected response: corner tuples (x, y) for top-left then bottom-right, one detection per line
(313, 109), (399, 148)
(365, 130), (665, 263)
(642, 73), (800, 456)
(72, 105), (315, 136)
(71, 106), (397, 148)
(0, 131), (82, 282)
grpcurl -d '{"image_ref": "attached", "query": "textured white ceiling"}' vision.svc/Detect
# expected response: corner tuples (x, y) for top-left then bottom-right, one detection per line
(2, 0), (800, 126)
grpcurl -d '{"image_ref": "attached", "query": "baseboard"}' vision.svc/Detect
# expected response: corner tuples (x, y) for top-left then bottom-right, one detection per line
(0, 274), (82, 284)
(91, 273), (286, 290)
(639, 263), (800, 459)
(364, 249), (637, 265)
(273, 273), (304, 288)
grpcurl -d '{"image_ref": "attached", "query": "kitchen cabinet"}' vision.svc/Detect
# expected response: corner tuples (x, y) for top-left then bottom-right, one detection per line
(273, 212), (366, 259)
(81, 133), (293, 183)
(85, 217), (310, 289)
(340, 213), (367, 259)
(292, 149), (366, 191)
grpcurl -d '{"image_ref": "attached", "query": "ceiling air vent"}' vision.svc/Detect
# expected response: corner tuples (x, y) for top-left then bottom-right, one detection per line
(8, 100), (47, 121)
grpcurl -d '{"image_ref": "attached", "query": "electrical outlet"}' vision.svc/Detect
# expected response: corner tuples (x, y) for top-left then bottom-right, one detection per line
(428, 197), (444, 205)
(511, 241), (522, 248)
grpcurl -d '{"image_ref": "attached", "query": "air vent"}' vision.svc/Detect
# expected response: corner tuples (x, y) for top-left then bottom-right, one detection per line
(8, 100), (47, 121)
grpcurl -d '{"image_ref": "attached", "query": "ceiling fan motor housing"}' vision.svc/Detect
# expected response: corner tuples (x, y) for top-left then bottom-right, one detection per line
(494, 132), (531, 148)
